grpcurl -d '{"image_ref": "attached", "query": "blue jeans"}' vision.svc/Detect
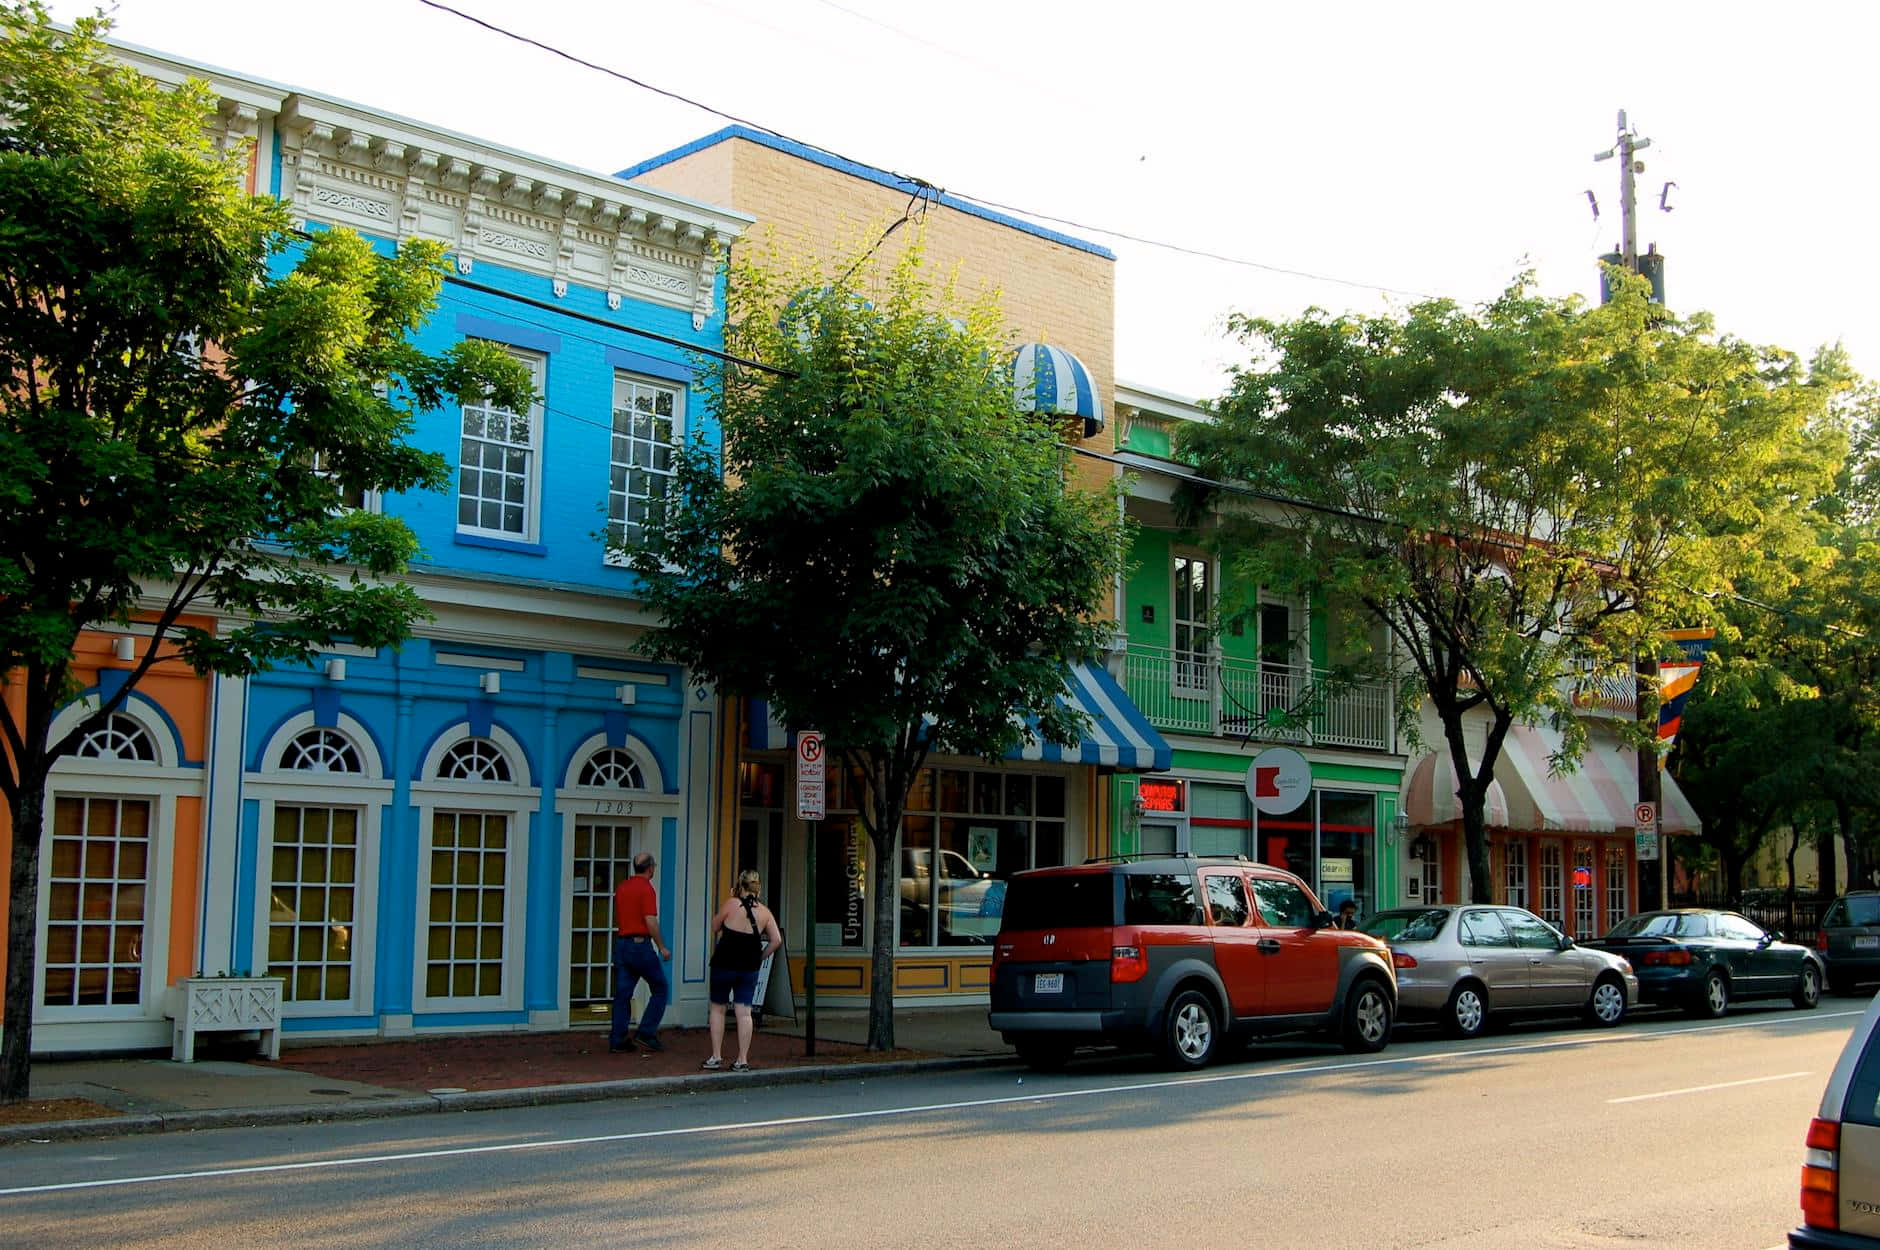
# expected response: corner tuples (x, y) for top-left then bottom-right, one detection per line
(610, 936), (668, 1047)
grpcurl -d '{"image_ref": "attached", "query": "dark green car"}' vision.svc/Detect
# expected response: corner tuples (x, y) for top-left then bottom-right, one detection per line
(1590, 909), (1824, 1018)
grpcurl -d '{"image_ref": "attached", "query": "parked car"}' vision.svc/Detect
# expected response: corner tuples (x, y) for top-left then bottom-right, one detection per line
(1818, 892), (1880, 996)
(988, 855), (1397, 1071)
(1361, 904), (1636, 1038)
(1789, 990), (1880, 1247)
(1590, 908), (1824, 1017)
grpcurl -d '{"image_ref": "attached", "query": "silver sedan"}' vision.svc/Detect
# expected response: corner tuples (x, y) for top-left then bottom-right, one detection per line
(1361, 904), (1638, 1038)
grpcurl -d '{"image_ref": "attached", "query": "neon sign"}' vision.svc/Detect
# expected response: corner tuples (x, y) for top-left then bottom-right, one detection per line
(1138, 779), (1186, 813)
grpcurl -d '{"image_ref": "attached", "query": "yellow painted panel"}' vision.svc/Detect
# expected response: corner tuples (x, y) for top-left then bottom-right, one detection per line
(894, 963), (950, 991)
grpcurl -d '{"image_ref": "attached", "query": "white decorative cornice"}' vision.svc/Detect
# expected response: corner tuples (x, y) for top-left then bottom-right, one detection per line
(267, 94), (749, 313)
(105, 39), (751, 315)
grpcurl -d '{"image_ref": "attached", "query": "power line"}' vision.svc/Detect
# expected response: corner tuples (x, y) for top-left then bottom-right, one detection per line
(415, 0), (1456, 306)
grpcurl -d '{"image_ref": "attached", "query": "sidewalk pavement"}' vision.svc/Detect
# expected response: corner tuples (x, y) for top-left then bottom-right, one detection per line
(4, 1006), (1014, 1146)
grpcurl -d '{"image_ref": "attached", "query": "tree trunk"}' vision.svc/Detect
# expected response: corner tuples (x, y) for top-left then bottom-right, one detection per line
(1460, 799), (1492, 904)
(865, 818), (899, 1051)
(3, 781), (47, 1104)
(1723, 845), (1745, 901)
(1819, 820), (1839, 899)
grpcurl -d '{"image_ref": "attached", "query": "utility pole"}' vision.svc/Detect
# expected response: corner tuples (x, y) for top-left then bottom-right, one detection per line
(1596, 109), (1671, 911)
(1594, 109), (1651, 270)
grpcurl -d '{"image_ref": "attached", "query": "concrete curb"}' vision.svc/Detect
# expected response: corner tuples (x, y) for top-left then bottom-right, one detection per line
(0, 1053), (1019, 1146)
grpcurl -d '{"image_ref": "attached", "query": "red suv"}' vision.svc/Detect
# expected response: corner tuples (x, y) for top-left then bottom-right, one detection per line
(988, 855), (1397, 1071)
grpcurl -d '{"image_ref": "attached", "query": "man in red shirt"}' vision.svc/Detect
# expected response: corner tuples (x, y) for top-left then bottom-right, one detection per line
(610, 852), (671, 1053)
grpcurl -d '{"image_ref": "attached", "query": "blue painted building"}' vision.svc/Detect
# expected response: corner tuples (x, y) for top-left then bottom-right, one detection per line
(148, 63), (756, 1040)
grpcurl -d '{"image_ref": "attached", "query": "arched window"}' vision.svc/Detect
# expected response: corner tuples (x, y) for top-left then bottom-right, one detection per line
(76, 713), (157, 762)
(437, 738), (512, 782)
(280, 727), (363, 774)
(578, 747), (645, 789)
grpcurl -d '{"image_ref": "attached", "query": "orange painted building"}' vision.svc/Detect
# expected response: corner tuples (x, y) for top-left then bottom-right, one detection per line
(1, 622), (215, 1052)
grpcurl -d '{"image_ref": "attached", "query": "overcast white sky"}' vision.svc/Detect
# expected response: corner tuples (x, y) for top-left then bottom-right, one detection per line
(57, 0), (1880, 400)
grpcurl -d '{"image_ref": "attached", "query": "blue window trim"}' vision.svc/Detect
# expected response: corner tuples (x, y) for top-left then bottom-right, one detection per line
(605, 347), (694, 385)
(455, 313), (561, 355)
(454, 532), (548, 557)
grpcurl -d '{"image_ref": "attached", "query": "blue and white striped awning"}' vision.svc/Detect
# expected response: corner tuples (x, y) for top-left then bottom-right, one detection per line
(1006, 660), (1169, 772)
(1012, 342), (1105, 437)
(743, 662), (1169, 773)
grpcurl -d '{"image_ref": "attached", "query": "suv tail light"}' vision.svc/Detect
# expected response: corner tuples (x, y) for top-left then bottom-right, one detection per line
(1802, 1116), (1841, 1229)
(1111, 945), (1147, 984)
(1819, 930), (1831, 952)
(1392, 951), (1418, 970)
(1641, 949), (1694, 966)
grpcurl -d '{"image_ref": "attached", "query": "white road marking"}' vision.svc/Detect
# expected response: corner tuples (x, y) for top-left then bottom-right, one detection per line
(0, 1008), (1860, 1198)
(1607, 1070), (1814, 1104)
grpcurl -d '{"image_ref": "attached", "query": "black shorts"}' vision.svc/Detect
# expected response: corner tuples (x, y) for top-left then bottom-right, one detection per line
(709, 968), (760, 1006)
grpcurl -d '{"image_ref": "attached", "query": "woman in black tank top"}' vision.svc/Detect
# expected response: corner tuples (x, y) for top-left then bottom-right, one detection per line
(705, 869), (783, 1071)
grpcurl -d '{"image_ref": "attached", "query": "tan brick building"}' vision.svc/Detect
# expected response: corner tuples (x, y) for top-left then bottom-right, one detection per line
(621, 126), (1116, 481)
(620, 127), (1165, 1009)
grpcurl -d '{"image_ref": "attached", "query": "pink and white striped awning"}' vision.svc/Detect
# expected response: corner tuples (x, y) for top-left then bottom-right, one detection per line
(1402, 743), (1509, 828)
(1494, 724), (1701, 835)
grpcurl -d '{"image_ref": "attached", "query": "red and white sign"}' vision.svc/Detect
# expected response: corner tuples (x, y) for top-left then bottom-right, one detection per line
(796, 730), (826, 822)
(1245, 746), (1312, 815)
(1138, 778), (1186, 813)
(1633, 802), (1657, 833)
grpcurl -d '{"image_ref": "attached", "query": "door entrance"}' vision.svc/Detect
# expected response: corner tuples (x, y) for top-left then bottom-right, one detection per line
(570, 818), (643, 1012)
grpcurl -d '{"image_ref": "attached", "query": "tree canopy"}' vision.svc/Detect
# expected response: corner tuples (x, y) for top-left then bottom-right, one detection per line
(0, 3), (532, 1101)
(1182, 271), (1850, 903)
(624, 242), (1125, 1048)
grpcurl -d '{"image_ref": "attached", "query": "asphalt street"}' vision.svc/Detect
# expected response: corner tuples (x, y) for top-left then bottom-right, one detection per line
(0, 1004), (1859, 1249)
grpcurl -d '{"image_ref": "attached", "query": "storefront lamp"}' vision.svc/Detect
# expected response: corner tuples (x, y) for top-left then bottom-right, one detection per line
(1391, 812), (1409, 846)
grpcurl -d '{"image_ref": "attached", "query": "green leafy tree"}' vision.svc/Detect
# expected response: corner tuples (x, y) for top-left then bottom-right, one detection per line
(1184, 272), (1846, 903)
(1671, 662), (1817, 899)
(0, 5), (531, 1101)
(623, 243), (1125, 1050)
(1729, 382), (1880, 894)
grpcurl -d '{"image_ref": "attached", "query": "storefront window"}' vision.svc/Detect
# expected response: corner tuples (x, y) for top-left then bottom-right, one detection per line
(878, 768), (1068, 949)
(1256, 788), (1377, 917)
(1318, 791), (1374, 919)
(1258, 792), (1313, 885)
(1190, 783), (1252, 858)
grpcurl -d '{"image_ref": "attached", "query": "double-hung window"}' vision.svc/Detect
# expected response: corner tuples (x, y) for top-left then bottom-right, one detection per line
(458, 348), (545, 541)
(609, 372), (683, 553)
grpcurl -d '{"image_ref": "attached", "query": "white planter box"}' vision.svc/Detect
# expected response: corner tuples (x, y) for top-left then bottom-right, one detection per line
(164, 977), (284, 1063)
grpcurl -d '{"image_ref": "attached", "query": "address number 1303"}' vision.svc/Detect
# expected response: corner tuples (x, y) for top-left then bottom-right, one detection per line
(592, 799), (636, 815)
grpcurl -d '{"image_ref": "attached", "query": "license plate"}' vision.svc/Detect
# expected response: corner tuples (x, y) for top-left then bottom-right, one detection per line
(1034, 972), (1064, 994)
(1856, 936), (1878, 950)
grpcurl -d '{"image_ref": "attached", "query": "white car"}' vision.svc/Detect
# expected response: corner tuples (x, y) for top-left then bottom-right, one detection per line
(1791, 991), (1880, 1247)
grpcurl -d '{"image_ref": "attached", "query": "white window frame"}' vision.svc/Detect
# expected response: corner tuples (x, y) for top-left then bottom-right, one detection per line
(1604, 844), (1628, 936)
(1504, 839), (1529, 910)
(1573, 842), (1597, 937)
(554, 733), (678, 1020)
(456, 347), (546, 543)
(246, 711), (392, 1018)
(410, 724), (538, 1014)
(35, 699), (190, 1026)
(1170, 551), (1213, 698)
(1539, 841), (1565, 925)
(606, 371), (685, 562)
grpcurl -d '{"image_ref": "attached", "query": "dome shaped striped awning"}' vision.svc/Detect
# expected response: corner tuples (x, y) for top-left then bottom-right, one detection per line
(1012, 342), (1104, 438)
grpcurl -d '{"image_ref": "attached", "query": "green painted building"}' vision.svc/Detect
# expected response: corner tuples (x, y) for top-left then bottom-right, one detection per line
(1104, 383), (1407, 920)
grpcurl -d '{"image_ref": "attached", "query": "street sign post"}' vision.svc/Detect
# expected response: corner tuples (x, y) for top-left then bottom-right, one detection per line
(796, 731), (824, 1054)
(796, 732), (826, 821)
(1635, 801), (1659, 861)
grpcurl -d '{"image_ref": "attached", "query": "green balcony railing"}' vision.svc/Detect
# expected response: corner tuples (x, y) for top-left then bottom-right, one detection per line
(1121, 643), (1394, 751)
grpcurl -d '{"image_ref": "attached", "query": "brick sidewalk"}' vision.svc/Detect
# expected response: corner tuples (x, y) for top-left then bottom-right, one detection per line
(253, 1026), (930, 1092)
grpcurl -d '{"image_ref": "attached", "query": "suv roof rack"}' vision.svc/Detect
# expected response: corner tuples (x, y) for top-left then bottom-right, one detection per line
(1080, 852), (1255, 866)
